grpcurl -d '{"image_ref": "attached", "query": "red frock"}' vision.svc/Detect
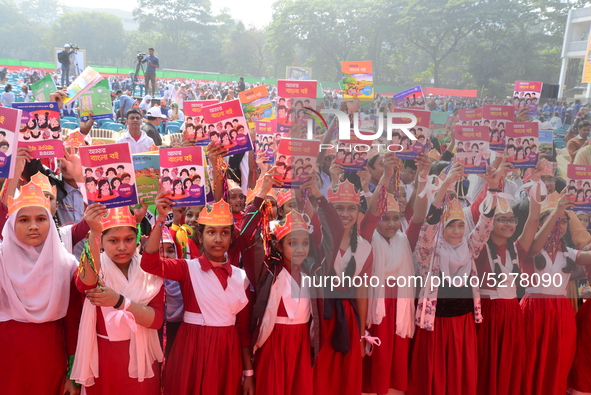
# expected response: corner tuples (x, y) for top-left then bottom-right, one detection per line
(75, 275), (164, 395)
(141, 251), (252, 395)
(569, 267), (591, 392)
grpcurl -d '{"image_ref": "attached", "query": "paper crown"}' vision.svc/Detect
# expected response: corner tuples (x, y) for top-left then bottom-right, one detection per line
(29, 172), (57, 197)
(438, 173), (456, 192)
(443, 198), (465, 223)
(272, 210), (309, 241)
(276, 188), (295, 207)
(541, 191), (560, 213)
(65, 131), (86, 149)
(428, 149), (441, 161)
(161, 225), (175, 244)
(101, 206), (136, 231)
(198, 200), (234, 226)
(497, 196), (513, 214)
(227, 179), (242, 192)
(328, 180), (360, 204)
(523, 159), (555, 182)
(386, 193), (400, 212)
(8, 182), (52, 216)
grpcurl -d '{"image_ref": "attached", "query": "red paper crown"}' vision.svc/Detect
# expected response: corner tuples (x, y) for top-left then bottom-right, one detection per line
(386, 193), (400, 212)
(328, 180), (360, 204)
(272, 210), (309, 241)
(29, 172), (57, 197)
(101, 206), (136, 231)
(541, 191), (560, 213)
(8, 182), (52, 216)
(443, 198), (465, 223)
(276, 188), (295, 207)
(227, 179), (241, 192)
(246, 178), (277, 204)
(198, 200), (234, 226)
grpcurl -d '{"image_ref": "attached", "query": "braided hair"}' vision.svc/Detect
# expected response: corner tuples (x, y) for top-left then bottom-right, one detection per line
(487, 237), (520, 281)
(344, 223), (359, 277)
(534, 211), (575, 273)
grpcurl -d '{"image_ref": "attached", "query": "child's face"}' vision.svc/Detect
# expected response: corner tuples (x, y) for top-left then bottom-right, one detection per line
(122, 176), (131, 184)
(87, 181), (96, 192)
(163, 180), (172, 190)
(0, 146), (8, 153)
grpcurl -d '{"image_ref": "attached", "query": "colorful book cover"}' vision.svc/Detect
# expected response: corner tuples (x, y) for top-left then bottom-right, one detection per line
(201, 99), (253, 155)
(482, 105), (513, 152)
(389, 109), (431, 160)
(62, 67), (103, 105)
(132, 153), (160, 207)
(274, 137), (321, 188)
(454, 125), (491, 174)
(513, 81), (543, 116)
(341, 61), (374, 101)
(504, 122), (539, 168)
(566, 164), (591, 212)
(255, 121), (278, 165)
(393, 86), (425, 108)
(12, 102), (64, 159)
(183, 100), (218, 119)
(160, 146), (206, 207)
(0, 107), (22, 179)
(30, 74), (57, 103)
(79, 79), (113, 121)
(538, 129), (553, 156)
(79, 143), (138, 208)
(238, 85), (274, 129)
(458, 108), (483, 126)
(334, 136), (377, 171)
(276, 80), (317, 134)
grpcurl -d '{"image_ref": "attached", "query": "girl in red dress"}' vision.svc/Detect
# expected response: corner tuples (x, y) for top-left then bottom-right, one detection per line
(313, 152), (397, 395)
(250, 175), (343, 395)
(141, 193), (254, 395)
(0, 181), (79, 395)
(569, 265), (591, 394)
(521, 193), (591, 395)
(71, 205), (164, 395)
(472, 163), (542, 395)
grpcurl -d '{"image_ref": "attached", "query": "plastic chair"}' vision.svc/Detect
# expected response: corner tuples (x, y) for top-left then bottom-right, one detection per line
(62, 116), (79, 123)
(105, 123), (124, 132)
(61, 122), (79, 130)
(98, 118), (114, 127)
(166, 124), (181, 135)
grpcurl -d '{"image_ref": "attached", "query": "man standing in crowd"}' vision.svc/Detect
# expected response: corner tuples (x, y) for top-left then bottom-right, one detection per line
(237, 77), (246, 93)
(117, 109), (155, 154)
(141, 107), (165, 146)
(142, 47), (160, 97)
(58, 44), (71, 87)
(117, 90), (134, 121)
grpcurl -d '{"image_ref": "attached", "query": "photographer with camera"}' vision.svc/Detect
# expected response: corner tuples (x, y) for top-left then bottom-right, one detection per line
(57, 44), (72, 87)
(141, 48), (159, 97)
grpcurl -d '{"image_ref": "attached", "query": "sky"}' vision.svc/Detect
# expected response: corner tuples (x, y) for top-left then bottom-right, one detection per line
(59, 0), (276, 28)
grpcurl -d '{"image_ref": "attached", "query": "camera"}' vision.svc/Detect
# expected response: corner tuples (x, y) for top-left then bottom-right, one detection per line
(137, 52), (146, 62)
(69, 44), (79, 51)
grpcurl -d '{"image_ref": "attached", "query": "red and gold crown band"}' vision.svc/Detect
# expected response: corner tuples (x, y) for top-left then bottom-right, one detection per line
(30, 172), (57, 198)
(272, 210), (309, 241)
(101, 206), (136, 231)
(328, 180), (360, 205)
(8, 182), (52, 216)
(198, 199), (234, 226)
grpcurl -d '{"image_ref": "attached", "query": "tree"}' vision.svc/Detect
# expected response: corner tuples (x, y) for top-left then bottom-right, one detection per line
(222, 22), (268, 77)
(19, 0), (64, 25)
(0, 0), (46, 61)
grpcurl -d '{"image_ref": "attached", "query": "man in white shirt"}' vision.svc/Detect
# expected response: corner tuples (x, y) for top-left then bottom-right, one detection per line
(549, 111), (563, 129)
(116, 109), (155, 154)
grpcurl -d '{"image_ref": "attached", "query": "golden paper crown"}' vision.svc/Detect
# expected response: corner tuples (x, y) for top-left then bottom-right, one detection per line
(276, 188), (295, 207)
(541, 191), (560, 213)
(443, 198), (465, 223)
(8, 182), (52, 216)
(246, 178), (277, 204)
(386, 193), (400, 212)
(65, 131), (86, 149)
(29, 172), (57, 197)
(272, 210), (309, 241)
(227, 179), (241, 192)
(497, 196), (513, 214)
(328, 180), (360, 204)
(101, 206), (136, 231)
(198, 200), (234, 226)
(428, 149), (441, 161)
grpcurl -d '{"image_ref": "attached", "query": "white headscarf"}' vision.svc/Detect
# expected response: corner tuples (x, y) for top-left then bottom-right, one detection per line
(437, 220), (471, 285)
(139, 95), (152, 112)
(0, 207), (77, 323)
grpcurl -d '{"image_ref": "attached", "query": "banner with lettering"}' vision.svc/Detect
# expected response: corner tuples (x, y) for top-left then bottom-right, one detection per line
(201, 99), (253, 155)
(393, 86), (425, 109)
(341, 61), (374, 101)
(183, 100), (218, 119)
(482, 105), (513, 152)
(255, 121), (277, 165)
(512, 81), (543, 116)
(389, 109), (431, 160)
(275, 137), (321, 188)
(454, 125), (490, 174)
(567, 164), (591, 212)
(276, 80), (318, 134)
(12, 102), (64, 159)
(583, 32), (591, 83)
(504, 122), (539, 168)
(79, 143), (138, 208)
(238, 85), (274, 129)
(132, 153), (159, 207)
(458, 108), (483, 126)
(160, 146), (206, 206)
(0, 107), (22, 179)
